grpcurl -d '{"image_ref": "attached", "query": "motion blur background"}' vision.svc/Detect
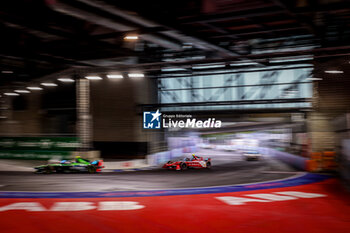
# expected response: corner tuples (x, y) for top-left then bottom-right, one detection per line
(0, 0), (350, 183)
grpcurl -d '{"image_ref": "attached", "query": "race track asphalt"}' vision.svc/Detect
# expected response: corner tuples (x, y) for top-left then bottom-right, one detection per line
(0, 149), (299, 192)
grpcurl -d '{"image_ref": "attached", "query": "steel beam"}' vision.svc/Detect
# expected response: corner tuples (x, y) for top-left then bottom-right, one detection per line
(46, 0), (183, 50)
(142, 98), (311, 108)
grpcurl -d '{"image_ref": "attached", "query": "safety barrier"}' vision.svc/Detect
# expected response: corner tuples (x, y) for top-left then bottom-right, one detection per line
(306, 151), (337, 172)
(322, 151), (337, 170)
(270, 149), (307, 170)
(104, 145), (198, 170)
(232, 145), (307, 171)
(104, 159), (149, 170)
(147, 146), (197, 167)
(233, 144), (337, 172)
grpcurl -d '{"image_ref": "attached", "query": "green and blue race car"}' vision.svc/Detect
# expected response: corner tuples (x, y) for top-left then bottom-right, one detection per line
(35, 156), (104, 174)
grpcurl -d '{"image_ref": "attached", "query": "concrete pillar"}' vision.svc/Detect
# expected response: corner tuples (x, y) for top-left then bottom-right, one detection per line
(89, 74), (159, 158)
(76, 78), (92, 151)
(307, 62), (350, 153)
(307, 112), (335, 152)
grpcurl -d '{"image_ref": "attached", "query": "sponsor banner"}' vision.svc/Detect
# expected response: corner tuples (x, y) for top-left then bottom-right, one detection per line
(0, 137), (80, 151)
(0, 177), (349, 233)
(0, 191), (327, 212)
(0, 150), (73, 160)
(0, 137), (79, 160)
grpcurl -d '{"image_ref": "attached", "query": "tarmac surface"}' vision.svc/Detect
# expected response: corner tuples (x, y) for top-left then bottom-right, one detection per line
(1, 149), (349, 233)
(0, 149), (299, 192)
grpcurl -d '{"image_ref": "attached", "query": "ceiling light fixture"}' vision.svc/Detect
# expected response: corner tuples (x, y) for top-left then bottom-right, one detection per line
(107, 74), (123, 79)
(128, 73), (144, 78)
(324, 70), (343, 74)
(15, 90), (30, 93)
(85, 76), (102, 80)
(58, 78), (75, 82)
(1, 70), (13, 74)
(41, 83), (57, 87)
(4, 92), (19, 96)
(124, 35), (139, 40)
(27, 87), (43, 90)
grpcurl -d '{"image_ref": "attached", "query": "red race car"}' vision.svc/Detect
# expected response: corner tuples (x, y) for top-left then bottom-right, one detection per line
(163, 154), (211, 170)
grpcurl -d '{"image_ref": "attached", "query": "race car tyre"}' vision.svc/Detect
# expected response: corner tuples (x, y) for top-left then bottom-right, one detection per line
(55, 167), (64, 173)
(44, 167), (53, 174)
(180, 163), (187, 170)
(88, 166), (96, 174)
(206, 161), (211, 169)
